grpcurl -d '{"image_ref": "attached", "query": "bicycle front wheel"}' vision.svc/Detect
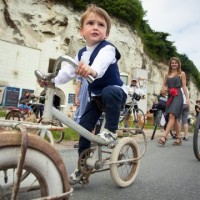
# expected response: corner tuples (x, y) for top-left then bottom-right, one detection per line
(38, 118), (65, 143)
(0, 131), (71, 199)
(51, 119), (65, 143)
(193, 113), (200, 161)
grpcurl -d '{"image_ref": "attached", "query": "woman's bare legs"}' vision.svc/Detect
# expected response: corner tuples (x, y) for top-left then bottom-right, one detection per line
(172, 118), (182, 145)
(174, 119), (181, 139)
(158, 113), (175, 144)
(158, 113), (182, 145)
(163, 113), (176, 137)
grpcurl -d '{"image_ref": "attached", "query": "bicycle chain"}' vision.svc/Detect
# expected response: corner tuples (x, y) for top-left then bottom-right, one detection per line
(78, 148), (95, 185)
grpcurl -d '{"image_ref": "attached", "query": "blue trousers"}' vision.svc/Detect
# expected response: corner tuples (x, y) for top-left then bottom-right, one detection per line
(78, 85), (127, 156)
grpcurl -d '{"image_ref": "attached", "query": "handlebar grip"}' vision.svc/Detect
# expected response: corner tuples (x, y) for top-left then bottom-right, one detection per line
(34, 70), (45, 80)
(58, 55), (94, 84)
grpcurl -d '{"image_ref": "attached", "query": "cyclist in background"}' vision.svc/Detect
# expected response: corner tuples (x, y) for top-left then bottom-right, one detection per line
(19, 91), (43, 118)
(19, 91), (34, 115)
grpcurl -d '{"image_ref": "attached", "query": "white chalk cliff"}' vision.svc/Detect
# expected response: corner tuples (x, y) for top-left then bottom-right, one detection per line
(0, 0), (198, 113)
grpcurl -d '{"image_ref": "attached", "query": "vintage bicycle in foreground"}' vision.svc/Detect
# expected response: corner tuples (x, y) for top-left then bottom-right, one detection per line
(0, 55), (147, 199)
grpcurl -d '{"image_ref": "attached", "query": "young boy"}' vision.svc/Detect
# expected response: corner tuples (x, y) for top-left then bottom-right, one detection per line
(38, 4), (127, 180)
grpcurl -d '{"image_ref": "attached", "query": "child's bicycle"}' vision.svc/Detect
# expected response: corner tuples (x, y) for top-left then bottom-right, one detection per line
(0, 55), (147, 199)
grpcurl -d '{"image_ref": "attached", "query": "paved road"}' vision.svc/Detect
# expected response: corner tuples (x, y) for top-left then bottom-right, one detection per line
(59, 133), (200, 200)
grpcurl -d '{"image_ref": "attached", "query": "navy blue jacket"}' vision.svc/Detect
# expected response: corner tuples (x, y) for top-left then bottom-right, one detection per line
(78, 40), (123, 95)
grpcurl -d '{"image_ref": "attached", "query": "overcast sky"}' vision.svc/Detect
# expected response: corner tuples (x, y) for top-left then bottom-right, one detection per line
(141, 0), (200, 72)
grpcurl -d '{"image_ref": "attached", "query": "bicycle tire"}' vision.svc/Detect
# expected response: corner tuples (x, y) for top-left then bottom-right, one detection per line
(151, 124), (158, 140)
(151, 110), (162, 140)
(110, 137), (140, 187)
(52, 120), (65, 143)
(134, 108), (145, 130)
(123, 108), (145, 135)
(0, 131), (71, 199)
(193, 113), (200, 161)
(37, 118), (65, 143)
(5, 110), (25, 121)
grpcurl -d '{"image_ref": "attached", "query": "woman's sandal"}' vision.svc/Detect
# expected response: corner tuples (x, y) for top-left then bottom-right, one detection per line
(157, 136), (167, 145)
(172, 138), (182, 146)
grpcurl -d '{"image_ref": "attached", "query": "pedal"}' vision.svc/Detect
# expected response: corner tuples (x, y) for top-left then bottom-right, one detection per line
(68, 176), (82, 186)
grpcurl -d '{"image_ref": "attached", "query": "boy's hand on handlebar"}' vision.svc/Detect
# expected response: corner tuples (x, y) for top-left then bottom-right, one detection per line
(76, 61), (97, 78)
(37, 79), (54, 87)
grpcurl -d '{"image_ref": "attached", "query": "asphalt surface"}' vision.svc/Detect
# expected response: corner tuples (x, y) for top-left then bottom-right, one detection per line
(56, 129), (200, 200)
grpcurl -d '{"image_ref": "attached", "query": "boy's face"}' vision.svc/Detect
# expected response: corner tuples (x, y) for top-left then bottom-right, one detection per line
(80, 12), (109, 47)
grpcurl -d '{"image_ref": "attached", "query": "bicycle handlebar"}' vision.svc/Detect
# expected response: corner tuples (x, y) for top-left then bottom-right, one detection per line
(35, 55), (95, 84)
(56, 55), (94, 83)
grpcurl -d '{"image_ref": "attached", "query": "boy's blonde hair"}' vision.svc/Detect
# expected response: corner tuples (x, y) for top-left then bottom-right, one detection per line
(80, 4), (111, 35)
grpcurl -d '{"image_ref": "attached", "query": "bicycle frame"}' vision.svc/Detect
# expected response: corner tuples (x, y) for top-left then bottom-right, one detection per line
(38, 56), (116, 146)
(37, 56), (146, 163)
(43, 86), (110, 146)
(120, 95), (137, 118)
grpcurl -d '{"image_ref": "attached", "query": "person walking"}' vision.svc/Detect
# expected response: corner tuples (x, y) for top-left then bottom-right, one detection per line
(158, 57), (189, 146)
(180, 88), (190, 141)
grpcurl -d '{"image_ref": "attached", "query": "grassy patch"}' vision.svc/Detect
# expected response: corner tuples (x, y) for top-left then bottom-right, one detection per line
(144, 123), (154, 129)
(63, 128), (79, 141)
(0, 108), (6, 117)
(52, 127), (79, 141)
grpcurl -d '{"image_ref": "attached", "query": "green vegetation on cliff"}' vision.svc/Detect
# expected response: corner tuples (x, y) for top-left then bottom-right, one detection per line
(57, 0), (200, 88)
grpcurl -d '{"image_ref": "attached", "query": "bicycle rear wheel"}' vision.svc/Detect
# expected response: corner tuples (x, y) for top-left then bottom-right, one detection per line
(193, 113), (200, 161)
(110, 137), (140, 187)
(5, 111), (25, 121)
(0, 131), (71, 199)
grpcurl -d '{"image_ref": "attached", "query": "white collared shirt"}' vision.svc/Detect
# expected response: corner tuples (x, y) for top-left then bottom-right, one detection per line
(54, 43), (127, 95)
